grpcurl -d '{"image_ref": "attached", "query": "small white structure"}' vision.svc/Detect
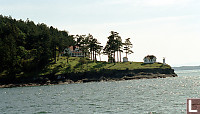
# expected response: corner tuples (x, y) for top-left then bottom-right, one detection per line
(62, 46), (84, 57)
(143, 55), (156, 63)
(123, 57), (128, 62)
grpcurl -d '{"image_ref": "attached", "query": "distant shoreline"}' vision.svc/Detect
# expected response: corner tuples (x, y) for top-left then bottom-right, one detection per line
(173, 66), (200, 71)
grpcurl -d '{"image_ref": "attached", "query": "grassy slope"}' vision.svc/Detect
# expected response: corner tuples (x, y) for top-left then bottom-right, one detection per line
(40, 57), (171, 76)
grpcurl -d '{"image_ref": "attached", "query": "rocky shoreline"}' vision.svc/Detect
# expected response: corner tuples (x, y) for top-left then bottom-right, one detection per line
(0, 68), (177, 88)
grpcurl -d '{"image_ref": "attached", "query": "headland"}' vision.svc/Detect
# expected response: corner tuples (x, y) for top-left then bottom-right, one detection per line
(0, 57), (177, 88)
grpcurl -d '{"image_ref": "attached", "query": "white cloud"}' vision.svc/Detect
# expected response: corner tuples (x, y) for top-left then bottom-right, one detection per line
(142, 0), (192, 6)
(101, 0), (194, 7)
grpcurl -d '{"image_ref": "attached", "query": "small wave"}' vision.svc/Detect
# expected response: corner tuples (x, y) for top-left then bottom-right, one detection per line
(35, 111), (50, 114)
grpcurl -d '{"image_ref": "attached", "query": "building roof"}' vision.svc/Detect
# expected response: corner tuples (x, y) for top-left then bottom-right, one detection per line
(144, 55), (156, 59)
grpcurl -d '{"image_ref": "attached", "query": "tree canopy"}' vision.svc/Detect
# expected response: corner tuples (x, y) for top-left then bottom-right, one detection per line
(0, 15), (74, 81)
(0, 15), (133, 82)
(103, 31), (124, 62)
(123, 38), (133, 58)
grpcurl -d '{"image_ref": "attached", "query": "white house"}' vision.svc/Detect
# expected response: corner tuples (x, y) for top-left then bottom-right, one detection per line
(143, 55), (156, 63)
(62, 46), (84, 57)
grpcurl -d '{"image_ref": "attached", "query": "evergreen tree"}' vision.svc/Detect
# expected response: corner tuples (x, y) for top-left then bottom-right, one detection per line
(123, 38), (133, 58)
(75, 34), (101, 61)
(103, 31), (122, 63)
(0, 15), (75, 81)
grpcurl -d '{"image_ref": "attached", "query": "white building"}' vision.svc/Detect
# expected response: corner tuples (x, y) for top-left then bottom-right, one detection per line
(62, 46), (84, 57)
(143, 55), (156, 63)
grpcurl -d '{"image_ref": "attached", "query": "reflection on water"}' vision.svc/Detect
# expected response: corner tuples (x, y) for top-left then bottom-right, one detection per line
(0, 69), (200, 113)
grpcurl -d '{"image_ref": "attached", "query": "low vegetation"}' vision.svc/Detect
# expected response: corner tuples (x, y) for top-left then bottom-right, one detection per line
(40, 57), (171, 76)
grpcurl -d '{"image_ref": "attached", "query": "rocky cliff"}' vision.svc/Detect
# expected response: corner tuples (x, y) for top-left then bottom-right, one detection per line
(62, 68), (177, 82)
(0, 68), (177, 88)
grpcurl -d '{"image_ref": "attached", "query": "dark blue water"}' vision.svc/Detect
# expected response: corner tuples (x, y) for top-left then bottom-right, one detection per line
(1, 69), (200, 114)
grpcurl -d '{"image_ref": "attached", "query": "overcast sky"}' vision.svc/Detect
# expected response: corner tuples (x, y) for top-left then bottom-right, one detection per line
(1, 0), (200, 66)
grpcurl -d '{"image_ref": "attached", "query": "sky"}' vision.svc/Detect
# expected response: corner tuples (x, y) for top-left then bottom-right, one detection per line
(1, 0), (200, 67)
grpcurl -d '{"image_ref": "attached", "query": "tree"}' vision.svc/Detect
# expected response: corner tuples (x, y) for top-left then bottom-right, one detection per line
(50, 26), (59, 63)
(123, 38), (133, 58)
(103, 31), (122, 63)
(0, 22), (22, 80)
(96, 45), (103, 61)
(0, 15), (75, 81)
(89, 35), (100, 61)
(103, 31), (115, 62)
(75, 35), (89, 58)
(64, 49), (71, 63)
(115, 34), (123, 62)
(75, 34), (102, 62)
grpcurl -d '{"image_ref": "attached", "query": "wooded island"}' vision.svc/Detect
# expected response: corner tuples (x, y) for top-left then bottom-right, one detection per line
(0, 15), (177, 87)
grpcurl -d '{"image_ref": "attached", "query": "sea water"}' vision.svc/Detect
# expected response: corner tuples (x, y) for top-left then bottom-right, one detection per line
(1, 68), (200, 114)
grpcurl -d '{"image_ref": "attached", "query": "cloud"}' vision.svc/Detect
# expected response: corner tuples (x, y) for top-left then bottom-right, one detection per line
(102, 0), (194, 7)
(142, 0), (192, 6)
(64, 15), (193, 29)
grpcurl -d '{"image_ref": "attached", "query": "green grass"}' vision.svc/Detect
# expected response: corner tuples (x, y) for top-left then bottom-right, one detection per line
(0, 56), (172, 80)
(40, 57), (171, 76)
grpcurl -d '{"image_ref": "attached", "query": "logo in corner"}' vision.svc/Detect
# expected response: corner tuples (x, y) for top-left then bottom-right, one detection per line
(187, 99), (200, 114)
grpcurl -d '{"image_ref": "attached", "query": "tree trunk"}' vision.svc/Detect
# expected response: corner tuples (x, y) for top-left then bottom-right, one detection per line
(93, 49), (95, 62)
(114, 51), (115, 63)
(120, 51), (121, 62)
(90, 50), (92, 60)
(95, 51), (97, 61)
(57, 51), (60, 61)
(67, 57), (69, 63)
(117, 51), (119, 62)
(99, 54), (101, 61)
(54, 45), (56, 63)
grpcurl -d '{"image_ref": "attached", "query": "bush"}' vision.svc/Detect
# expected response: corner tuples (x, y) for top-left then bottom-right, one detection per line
(79, 57), (88, 64)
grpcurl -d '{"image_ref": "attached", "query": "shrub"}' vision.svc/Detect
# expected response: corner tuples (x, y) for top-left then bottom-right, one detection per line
(79, 57), (88, 64)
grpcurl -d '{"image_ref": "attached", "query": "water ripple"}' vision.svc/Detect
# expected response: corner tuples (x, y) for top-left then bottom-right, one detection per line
(1, 70), (200, 113)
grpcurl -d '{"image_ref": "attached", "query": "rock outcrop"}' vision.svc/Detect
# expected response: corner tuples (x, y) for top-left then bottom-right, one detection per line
(0, 68), (177, 88)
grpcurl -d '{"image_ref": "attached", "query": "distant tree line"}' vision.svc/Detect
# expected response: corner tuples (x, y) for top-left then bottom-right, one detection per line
(0, 15), (133, 81)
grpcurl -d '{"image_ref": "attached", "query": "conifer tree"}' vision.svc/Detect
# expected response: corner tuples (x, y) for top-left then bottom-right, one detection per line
(123, 38), (133, 58)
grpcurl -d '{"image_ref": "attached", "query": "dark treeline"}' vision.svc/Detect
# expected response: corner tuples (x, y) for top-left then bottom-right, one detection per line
(0, 15), (133, 83)
(0, 15), (74, 81)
